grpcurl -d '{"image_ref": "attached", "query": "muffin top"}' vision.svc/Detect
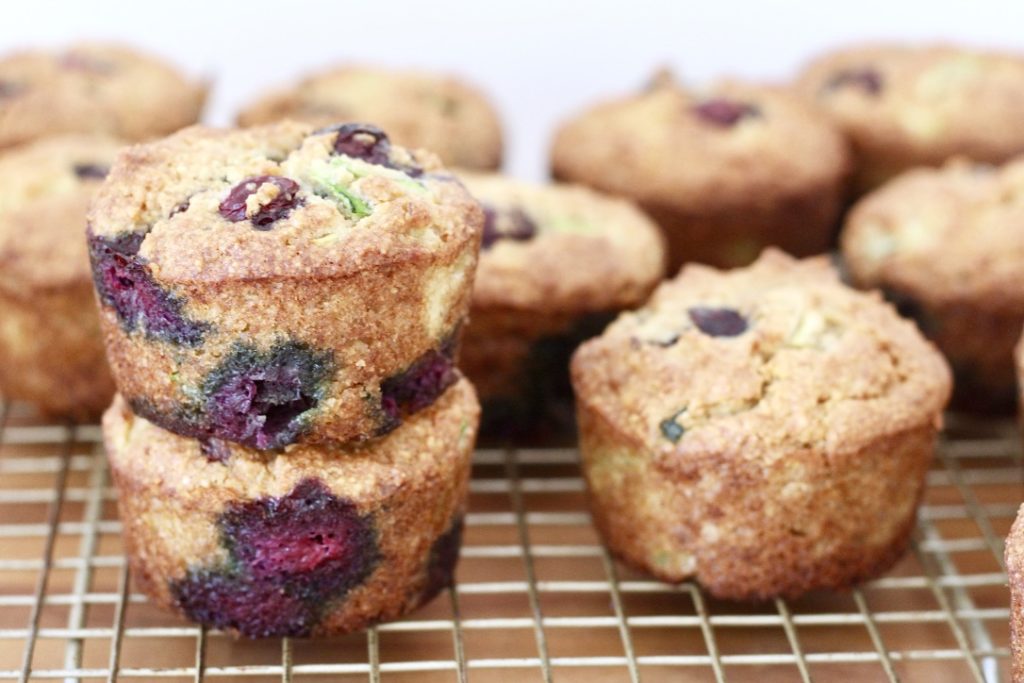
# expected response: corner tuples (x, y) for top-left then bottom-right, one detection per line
(237, 65), (503, 171)
(0, 43), (206, 149)
(843, 157), (1024, 307)
(460, 172), (665, 313)
(797, 44), (1024, 168)
(0, 134), (123, 293)
(104, 378), (479, 501)
(550, 73), (849, 209)
(87, 120), (483, 284)
(572, 250), (950, 461)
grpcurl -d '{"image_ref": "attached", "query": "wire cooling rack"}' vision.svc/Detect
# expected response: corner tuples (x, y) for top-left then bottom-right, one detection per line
(0, 400), (1020, 683)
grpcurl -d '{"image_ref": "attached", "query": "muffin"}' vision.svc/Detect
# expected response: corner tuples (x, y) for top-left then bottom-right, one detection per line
(0, 42), (205, 149)
(237, 65), (502, 171)
(0, 135), (124, 419)
(843, 157), (1024, 411)
(104, 378), (478, 638)
(87, 121), (482, 450)
(571, 250), (950, 600)
(1007, 504), (1024, 682)
(457, 172), (665, 436)
(797, 43), (1024, 193)
(550, 72), (849, 271)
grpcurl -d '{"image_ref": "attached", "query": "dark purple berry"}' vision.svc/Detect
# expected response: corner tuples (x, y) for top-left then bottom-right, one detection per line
(171, 569), (316, 638)
(202, 341), (333, 450)
(169, 198), (190, 217)
(481, 204), (538, 249)
(219, 175), (302, 229)
(199, 438), (231, 464)
(692, 98), (761, 127)
(659, 409), (686, 443)
(220, 479), (377, 598)
(88, 231), (208, 346)
(825, 68), (883, 95)
(379, 339), (458, 434)
(688, 307), (748, 337)
(421, 517), (464, 601)
(0, 81), (23, 98)
(72, 163), (109, 180)
(316, 122), (423, 176)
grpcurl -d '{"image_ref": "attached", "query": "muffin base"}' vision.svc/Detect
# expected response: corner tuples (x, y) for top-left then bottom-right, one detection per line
(105, 379), (479, 637)
(1006, 504), (1024, 682)
(575, 396), (936, 601)
(0, 284), (114, 420)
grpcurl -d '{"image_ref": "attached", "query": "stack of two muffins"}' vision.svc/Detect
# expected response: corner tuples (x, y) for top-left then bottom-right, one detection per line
(89, 120), (484, 637)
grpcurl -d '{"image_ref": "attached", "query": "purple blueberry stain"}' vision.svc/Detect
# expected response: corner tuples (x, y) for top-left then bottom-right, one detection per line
(378, 337), (458, 434)
(202, 341), (334, 450)
(480, 204), (538, 249)
(825, 67), (883, 95)
(316, 122), (423, 177)
(692, 98), (761, 127)
(88, 230), (208, 346)
(171, 569), (316, 638)
(421, 516), (464, 601)
(688, 307), (748, 337)
(72, 163), (109, 180)
(219, 175), (302, 229)
(169, 479), (378, 638)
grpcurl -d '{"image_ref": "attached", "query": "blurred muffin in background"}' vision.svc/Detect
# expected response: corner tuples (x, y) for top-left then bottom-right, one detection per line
(0, 134), (122, 419)
(797, 43), (1024, 194)
(459, 172), (665, 441)
(550, 70), (849, 272)
(0, 43), (206, 149)
(237, 65), (503, 171)
(842, 156), (1024, 412)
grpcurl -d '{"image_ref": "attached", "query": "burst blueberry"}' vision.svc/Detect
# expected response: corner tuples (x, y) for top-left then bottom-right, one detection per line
(202, 342), (334, 450)
(693, 98), (761, 127)
(379, 339), (457, 433)
(319, 122), (422, 176)
(480, 204), (538, 249)
(88, 230), (207, 345)
(73, 163), (109, 180)
(219, 175), (302, 229)
(421, 517), (464, 601)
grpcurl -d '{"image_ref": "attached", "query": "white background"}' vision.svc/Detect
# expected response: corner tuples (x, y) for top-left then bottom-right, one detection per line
(3, 1), (1023, 179)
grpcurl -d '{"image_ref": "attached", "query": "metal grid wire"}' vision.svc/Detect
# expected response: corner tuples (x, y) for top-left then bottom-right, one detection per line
(0, 399), (1020, 682)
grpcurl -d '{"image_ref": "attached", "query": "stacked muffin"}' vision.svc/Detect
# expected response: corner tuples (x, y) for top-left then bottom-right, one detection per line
(89, 121), (484, 637)
(0, 43), (206, 418)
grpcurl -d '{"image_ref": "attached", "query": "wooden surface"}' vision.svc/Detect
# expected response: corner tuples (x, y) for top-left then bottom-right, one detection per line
(0, 403), (1018, 682)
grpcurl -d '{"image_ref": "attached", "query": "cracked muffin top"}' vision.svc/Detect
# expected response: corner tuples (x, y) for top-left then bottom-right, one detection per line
(87, 120), (483, 283)
(550, 72), (849, 209)
(236, 65), (503, 171)
(572, 250), (950, 459)
(797, 44), (1024, 169)
(0, 134), (123, 293)
(459, 172), (665, 313)
(0, 42), (206, 149)
(843, 157), (1024, 307)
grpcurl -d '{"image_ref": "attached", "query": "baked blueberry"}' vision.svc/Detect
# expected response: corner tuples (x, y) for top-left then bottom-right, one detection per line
(692, 98), (760, 127)
(688, 307), (748, 337)
(218, 175), (302, 229)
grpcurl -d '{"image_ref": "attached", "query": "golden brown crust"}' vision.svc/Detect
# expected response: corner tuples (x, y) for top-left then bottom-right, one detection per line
(550, 75), (849, 269)
(237, 65), (502, 170)
(1008, 504), (1024, 682)
(0, 43), (205, 149)
(89, 121), (482, 446)
(843, 157), (1024, 408)
(796, 43), (1024, 192)
(571, 250), (950, 599)
(104, 379), (479, 637)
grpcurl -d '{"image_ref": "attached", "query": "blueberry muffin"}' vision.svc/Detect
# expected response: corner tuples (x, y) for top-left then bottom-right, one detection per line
(550, 72), (849, 271)
(104, 378), (477, 638)
(571, 250), (950, 600)
(1007, 504), (1024, 682)
(88, 121), (482, 450)
(458, 172), (665, 436)
(0, 42), (205, 149)
(0, 135), (123, 419)
(237, 66), (502, 171)
(797, 43), (1024, 193)
(843, 157), (1024, 411)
